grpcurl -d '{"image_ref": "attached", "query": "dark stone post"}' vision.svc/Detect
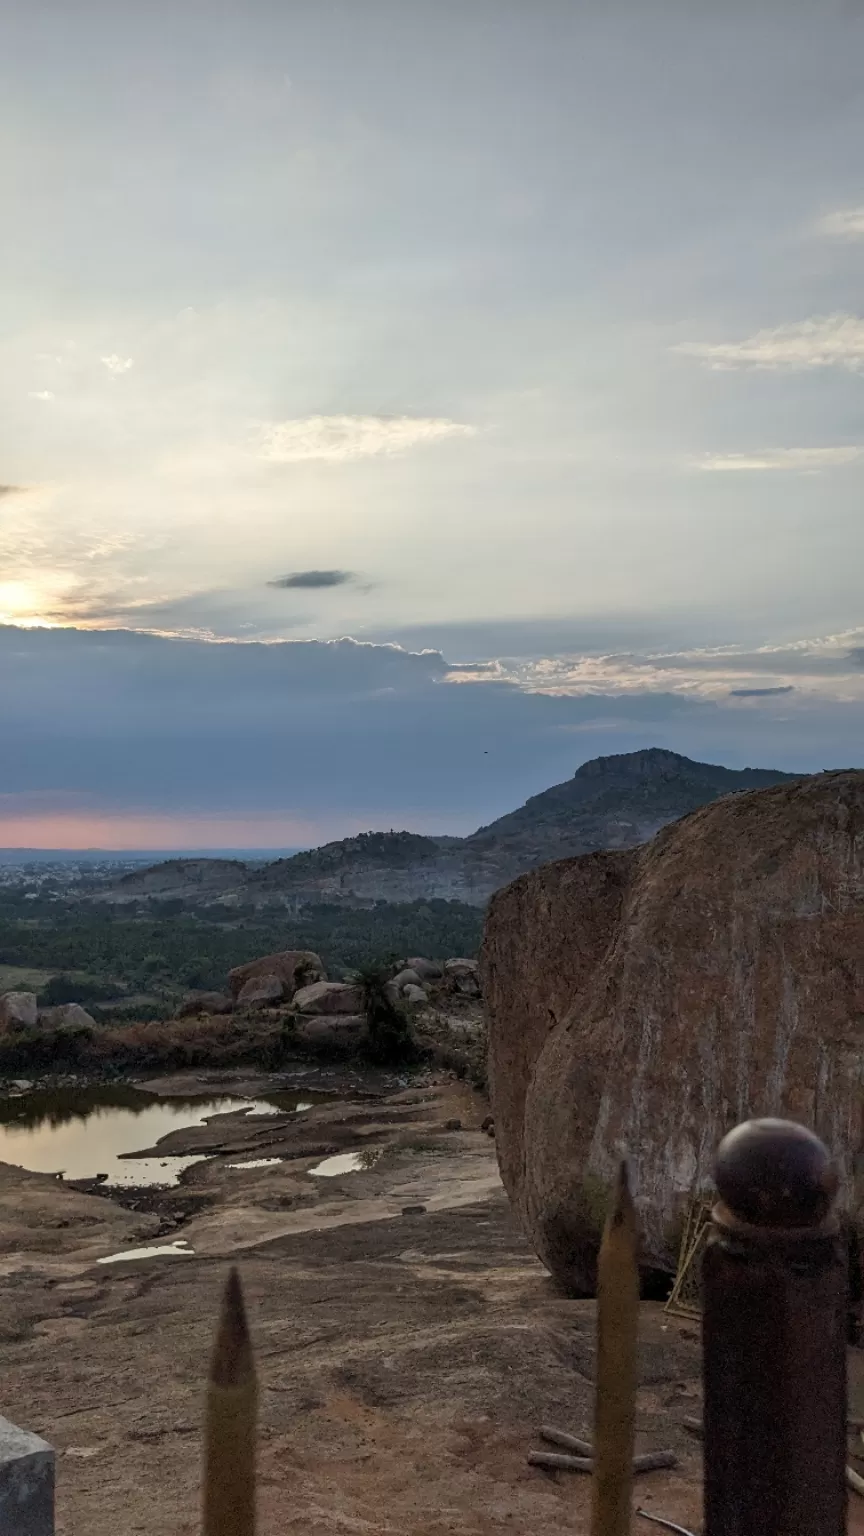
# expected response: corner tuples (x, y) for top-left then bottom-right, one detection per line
(702, 1118), (848, 1536)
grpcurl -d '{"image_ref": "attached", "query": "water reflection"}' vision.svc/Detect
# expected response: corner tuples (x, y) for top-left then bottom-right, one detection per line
(309, 1148), (384, 1177)
(98, 1239), (195, 1264)
(0, 1083), (334, 1186)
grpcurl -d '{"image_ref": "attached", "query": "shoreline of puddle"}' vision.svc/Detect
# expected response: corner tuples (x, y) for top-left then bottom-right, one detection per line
(0, 1079), (345, 1188)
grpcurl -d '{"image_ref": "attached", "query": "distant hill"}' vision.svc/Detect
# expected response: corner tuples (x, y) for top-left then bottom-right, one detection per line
(99, 749), (801, 910)
(466, 748), (798, 865)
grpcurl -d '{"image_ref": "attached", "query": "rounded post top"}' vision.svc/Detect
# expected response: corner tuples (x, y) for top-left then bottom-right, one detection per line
(714, 1118), (838, 1229)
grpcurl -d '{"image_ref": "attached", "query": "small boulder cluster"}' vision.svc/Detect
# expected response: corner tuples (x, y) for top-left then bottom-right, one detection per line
(0, 992), (97, 1035)
(177, 949), (481, 1032)
(384, 957), (481, 1006)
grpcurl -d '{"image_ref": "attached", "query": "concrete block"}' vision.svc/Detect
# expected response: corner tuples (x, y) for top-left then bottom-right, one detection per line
(0, 1416), (54, 1535)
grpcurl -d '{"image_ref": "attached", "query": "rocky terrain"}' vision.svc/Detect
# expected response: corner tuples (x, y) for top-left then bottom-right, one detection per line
(101, 749), (798, 910)
(0, 1068), (711, 1536)
(482, 767), (864, 1293)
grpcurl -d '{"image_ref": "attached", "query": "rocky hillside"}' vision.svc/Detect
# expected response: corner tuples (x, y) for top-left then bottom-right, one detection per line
(103, 748), (799, 909)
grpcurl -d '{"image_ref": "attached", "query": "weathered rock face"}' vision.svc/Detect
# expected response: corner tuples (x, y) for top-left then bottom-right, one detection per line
(38, 1003), (97, 1031)
(293, 981), (363, 1016)
(0, 992), (38, 1032)
(227, 950), (325, 1001)
(237, 974), (286, 1009)
(482, 771), (864, 1293)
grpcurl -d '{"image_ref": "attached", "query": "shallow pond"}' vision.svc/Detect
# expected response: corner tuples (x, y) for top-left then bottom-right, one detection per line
(0, 1083), (330, 1187)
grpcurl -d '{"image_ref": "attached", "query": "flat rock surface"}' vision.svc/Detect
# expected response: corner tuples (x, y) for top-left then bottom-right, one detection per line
(0, 1069), (860, 1536)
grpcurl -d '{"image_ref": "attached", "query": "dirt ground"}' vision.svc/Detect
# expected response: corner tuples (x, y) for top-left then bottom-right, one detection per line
(0, 1068), (862, 1536)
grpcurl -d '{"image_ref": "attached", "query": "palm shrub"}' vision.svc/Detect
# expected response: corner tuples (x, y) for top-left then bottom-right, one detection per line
(354, 963), (416, 1064)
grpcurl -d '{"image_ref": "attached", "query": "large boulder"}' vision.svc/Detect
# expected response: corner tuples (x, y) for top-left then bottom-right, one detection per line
(391, 967), (423, 992)
(0, 992), (38, 1032)
(403, 984), (429, 1005)
(237, 974), (286, 1009)
(176, 991), (234, 1018)
(38, 1003), (97, 1031)
(228, 950), (325, 1001)
(482, 771), (864, 1294)
(293, 980), (363, 1015)
(405, 957), (444, 980)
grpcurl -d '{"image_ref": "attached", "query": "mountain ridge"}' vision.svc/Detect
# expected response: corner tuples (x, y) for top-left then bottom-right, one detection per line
(102, 748), (801, 909)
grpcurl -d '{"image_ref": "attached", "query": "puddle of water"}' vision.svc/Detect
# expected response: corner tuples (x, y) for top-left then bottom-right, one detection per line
(0, 1084), (335, 1187)
(309, 1148), (384, 1177)
(97, 1239), (195, 1264)
(227, 1157), (282, 1170)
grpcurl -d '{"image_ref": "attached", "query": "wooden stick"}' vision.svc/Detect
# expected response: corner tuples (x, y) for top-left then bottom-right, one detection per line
(530, 1452), (593, 1473)
(635, 1510), (698, 1536)
(632, 1452), (677, 1473)
(203, 1266), (258, 1536)
(591, 1160), (640, 1536)
(531, 1451), (677, 1476)
(540, 1425), (594, 1456)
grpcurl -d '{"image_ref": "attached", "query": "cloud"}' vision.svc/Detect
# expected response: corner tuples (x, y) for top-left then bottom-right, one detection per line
(0, 625), (860, 842)
(444, 627), (864, 701)
(101, 354), (134, 373)
(817, 207), (864, 237)
(675, 314), (864, 372)
(0, 485), (26, 498)
(257, 414), (476, 464)
(268, 569), (354, 590)
(698, 447), (864, 473)
(28, 390), (54, 402)
(729, 686), (795, 697)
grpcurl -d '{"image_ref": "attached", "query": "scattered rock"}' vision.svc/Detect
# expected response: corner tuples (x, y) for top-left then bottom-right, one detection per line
(293, 980), (363, 1015)
(444, 1118), (462, 1131)
(401, 1204), (427, 1215)
(0, 992), (38, 1032)
(37, 1003), (97, 1031)
(483, 769), (864, 1292)
(227, 950), (325, 1001)
(236, 974), (286, 1009)
(481, 1115), (494, 1133)
(175, 991), (234, 1018)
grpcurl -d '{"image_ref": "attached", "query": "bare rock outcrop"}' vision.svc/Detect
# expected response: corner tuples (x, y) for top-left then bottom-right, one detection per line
(38, 1003), (97, 1031)
(237, 974), (286, 1009)
(227, 950), (325, 1001)
(482, 771), (864, 1293)
(293, 981), (363, 1015)
(0, 992), (38, 1032)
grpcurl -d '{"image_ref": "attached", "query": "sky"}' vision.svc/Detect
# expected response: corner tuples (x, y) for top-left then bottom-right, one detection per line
(2, 1), (864, 848)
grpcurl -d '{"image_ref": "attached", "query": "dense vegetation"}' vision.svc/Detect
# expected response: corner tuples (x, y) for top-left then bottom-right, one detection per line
(0, 890), (483, 1016)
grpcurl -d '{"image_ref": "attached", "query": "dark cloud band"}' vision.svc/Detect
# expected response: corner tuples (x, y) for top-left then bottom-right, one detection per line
(268, 570), (354, 590)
